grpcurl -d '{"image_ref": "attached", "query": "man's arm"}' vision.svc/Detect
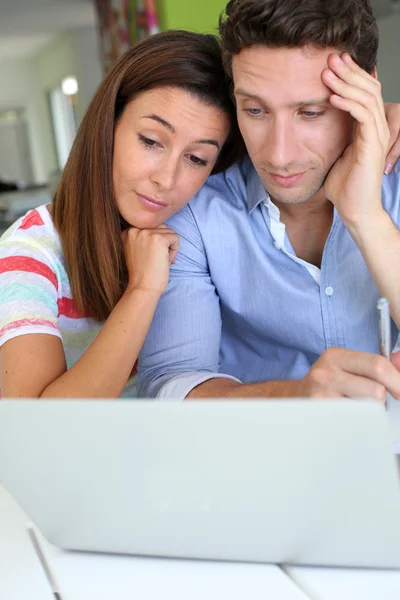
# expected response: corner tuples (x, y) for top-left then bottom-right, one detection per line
(137, 203), (239, 399)
(137, 204), (400, 402)
(323, 53), (400, 329)
(188, 347), (400, 402)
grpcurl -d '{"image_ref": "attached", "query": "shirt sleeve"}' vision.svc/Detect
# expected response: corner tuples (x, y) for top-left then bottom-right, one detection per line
(152, 372), (241, 401)
(137, 204), (239, 399)
(0, 236), (62, 348)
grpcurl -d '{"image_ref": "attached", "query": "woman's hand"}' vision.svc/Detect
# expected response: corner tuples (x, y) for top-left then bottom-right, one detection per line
(122, 225), (179, 296)
(384, 102), (400, 174)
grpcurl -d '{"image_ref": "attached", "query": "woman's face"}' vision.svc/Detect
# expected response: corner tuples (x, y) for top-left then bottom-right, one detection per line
(113, 86), (231, 229)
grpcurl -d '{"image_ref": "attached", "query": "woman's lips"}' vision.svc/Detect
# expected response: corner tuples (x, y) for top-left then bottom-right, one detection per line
(270, 172), (305, 187)
(137, 193), (168, 212)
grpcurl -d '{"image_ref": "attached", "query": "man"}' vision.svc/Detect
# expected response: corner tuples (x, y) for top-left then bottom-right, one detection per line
(138, 0), (400, 402)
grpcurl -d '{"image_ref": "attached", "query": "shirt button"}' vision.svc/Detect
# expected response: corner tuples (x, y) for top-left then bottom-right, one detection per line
(274, 240), (282, 250)
(325, 286), (334, 296)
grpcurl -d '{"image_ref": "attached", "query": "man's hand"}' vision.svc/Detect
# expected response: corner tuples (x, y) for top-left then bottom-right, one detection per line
(383, 102), (400, 174)
(322, 53), (389, 229)
(298, 347), (400, 402)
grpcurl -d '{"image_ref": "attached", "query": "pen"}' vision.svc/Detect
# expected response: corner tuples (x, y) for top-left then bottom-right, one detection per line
(27, 524), (65, 600)
(377, 297), (391, 409)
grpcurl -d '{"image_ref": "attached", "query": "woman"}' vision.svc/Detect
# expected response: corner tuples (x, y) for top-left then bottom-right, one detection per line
(0, 30), (243, 398)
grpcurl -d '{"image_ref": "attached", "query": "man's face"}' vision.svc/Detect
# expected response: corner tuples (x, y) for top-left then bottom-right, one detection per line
(233, 45), (354, 205)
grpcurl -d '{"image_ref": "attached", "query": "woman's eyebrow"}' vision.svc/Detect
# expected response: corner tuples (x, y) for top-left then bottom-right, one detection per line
(141, 114), (175, 132)
(141, 114), (220, 149)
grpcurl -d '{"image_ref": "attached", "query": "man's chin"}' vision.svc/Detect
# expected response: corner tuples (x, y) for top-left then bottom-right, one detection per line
(264, 179), (326, 205)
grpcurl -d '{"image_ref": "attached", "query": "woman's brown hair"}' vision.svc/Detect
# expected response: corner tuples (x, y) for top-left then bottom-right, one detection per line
(220, 0), (379, 78)
(53, 30), (244, 322)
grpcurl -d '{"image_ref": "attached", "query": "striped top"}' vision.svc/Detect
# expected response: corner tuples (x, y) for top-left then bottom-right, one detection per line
(0, 205), (137, 397)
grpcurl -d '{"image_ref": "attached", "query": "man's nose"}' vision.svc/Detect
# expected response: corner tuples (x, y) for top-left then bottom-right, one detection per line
(267, 119), (299, 171)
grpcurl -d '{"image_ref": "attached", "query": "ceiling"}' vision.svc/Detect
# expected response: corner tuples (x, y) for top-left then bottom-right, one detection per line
(0, 0), (96, 62)
(0, 0), (397, 63)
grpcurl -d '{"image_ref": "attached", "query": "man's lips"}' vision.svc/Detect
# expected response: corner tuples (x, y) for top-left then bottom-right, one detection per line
(137, 193), (168, 211)
(269, 172), (305, 187)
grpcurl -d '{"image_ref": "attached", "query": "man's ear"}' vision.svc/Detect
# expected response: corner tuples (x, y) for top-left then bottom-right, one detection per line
(372, 68), (378, 80)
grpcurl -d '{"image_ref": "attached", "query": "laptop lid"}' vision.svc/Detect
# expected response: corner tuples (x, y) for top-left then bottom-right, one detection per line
(0, 399), (400, 569)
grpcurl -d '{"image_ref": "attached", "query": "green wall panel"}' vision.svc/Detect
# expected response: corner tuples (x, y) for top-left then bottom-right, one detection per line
(160, 0), (227, 33)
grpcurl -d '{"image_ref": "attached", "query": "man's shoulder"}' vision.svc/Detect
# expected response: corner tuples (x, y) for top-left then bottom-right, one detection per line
(190, 155), (253, 211)
(165, 156), (254, 242)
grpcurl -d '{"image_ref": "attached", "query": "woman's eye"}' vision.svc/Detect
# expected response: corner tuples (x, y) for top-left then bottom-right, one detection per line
(188, 155), (208, 167)
(138, 135), (160, 148)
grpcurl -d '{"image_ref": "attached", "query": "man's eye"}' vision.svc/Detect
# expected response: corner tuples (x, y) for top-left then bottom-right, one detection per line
(301, 111), (326, 119)
(244, 108), (263, 116)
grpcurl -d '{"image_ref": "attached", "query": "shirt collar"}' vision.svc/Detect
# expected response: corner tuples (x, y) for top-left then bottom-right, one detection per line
(246, 163), (269, 213)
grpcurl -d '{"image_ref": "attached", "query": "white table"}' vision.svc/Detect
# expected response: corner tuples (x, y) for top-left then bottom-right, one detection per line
(0, 484), (309, 600)
(4, 401), (400, 598)
(2, 482), (400, 600)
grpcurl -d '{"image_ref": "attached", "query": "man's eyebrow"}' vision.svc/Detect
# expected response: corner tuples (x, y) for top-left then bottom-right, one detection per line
(234, 88), (331, 108)
(141, 115), (220, 149)
(141, 114), (175, 132)
(295, 98), (331, 107)
(234, 88), (264, 102)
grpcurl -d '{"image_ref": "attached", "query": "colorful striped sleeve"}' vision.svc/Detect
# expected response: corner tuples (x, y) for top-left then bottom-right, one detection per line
(0, 235), (62, 348)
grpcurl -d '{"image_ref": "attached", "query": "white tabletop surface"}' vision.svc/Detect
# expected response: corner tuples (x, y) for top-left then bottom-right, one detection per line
(3, 480), (400, 600)
(3, 400), (400, 598)
(0, 483), (310, 600)
(286, 565), (400, 600)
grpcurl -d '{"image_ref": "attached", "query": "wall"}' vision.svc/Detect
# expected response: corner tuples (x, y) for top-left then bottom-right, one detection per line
(70, 26), (104, 122)
(31, 31), (84, 177)
(0, 25), (103, 184)
(0, 58), (50, 183)
(378, 13), (400, 102)
(160, 0), (227, 33)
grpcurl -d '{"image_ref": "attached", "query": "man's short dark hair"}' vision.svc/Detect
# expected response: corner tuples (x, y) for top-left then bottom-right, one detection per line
(219, 0), (379, 77)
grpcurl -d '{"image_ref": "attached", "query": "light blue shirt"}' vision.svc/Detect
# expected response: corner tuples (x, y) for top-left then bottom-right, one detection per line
(137, 156), (400, 399)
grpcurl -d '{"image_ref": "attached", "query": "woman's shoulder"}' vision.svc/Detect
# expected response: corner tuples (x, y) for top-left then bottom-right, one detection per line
(0, 205), (67, 294)
(0, 205), (62, 260)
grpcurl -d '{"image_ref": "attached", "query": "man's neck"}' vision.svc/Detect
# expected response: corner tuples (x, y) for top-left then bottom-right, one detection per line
(272, 194), (334, 268)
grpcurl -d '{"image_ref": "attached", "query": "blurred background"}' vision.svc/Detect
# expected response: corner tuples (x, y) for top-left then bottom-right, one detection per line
(0, 0), (398, 234)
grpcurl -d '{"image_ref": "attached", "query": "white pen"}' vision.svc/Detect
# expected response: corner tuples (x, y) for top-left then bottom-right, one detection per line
(377, 297), (391, 409)
(27, 524), (65, 600)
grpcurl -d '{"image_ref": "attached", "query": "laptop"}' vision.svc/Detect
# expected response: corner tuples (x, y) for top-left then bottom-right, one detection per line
(1, 399), (400, 569)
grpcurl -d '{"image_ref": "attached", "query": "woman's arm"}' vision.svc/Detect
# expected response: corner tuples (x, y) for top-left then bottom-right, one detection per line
(0, 226), (179, 398)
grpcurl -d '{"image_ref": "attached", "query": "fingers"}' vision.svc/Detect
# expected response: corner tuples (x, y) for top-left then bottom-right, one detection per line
(322, 53), (389, 149)
(385, 135), (400, 175)
(167, 234), (180, 264)
(383, 103), (400, 174)
(123, 226), (179, 261)
(308, 348), (400, 400)
(309, 368), (386, 403)
(391, 350), (400, 370)
(340, 349), (400, 399)
(123, 226), (180, 295)
(329, 53), (381, 98)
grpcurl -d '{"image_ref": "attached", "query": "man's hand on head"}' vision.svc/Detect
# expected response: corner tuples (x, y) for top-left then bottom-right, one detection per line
(322, 53), (389, 231)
